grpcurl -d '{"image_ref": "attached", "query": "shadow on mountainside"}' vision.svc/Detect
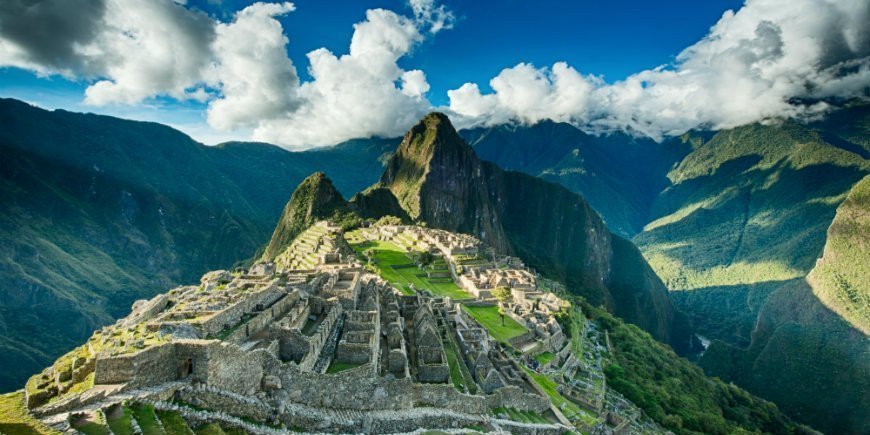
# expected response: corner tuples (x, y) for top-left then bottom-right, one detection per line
(699, 278), (870, 435)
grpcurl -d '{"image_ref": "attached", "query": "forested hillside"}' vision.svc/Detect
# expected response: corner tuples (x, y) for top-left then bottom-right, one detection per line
(0, 99), (392, 391)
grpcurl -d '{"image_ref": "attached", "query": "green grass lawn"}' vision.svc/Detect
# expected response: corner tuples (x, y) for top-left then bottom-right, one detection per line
(130, 403), (165, 435)
(443, 337), (478, 394)
(524, 368), (599, 427)
(461, 305), (527, 343)
(534, 352), (555, 365)
(348, 238), (473, 299)
(0, 391), (58, 435)
(326, 361), (362, 374)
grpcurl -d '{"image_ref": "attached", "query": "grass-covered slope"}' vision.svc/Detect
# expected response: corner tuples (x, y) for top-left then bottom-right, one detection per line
(0, 98), (391, 392)
(635, 119), (869, 345)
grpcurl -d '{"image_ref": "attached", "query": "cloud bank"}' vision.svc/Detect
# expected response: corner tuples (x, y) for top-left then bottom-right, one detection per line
(0, 0), (867, 148)
(448, 0), (870, 139)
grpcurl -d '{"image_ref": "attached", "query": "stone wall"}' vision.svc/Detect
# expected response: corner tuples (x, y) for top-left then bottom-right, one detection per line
(94, 344), (178, 386)
(226, 292), (299, 344)
(198, 286), (283, 336)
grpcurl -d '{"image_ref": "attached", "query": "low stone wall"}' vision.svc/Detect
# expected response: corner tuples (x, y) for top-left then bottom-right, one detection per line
(198, 286), (283, 336)
(226, 292), (299, 344)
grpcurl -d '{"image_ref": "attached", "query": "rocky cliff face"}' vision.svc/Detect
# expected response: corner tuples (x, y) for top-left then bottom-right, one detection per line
(377, 113), (692, 350)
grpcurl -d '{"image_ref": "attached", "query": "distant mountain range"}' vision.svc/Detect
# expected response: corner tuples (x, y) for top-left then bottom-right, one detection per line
(1, 97), (867, 433)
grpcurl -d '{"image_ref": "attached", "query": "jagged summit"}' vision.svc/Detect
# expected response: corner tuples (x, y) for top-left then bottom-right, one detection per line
(260, 172), (357, 262)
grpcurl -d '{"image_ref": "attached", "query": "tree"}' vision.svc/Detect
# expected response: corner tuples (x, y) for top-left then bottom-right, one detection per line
(493, 287), (513, 326)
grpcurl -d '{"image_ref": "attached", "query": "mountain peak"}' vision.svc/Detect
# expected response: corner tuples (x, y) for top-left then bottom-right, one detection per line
(260, 172), (355, 261)
(380, 112), (479, 219)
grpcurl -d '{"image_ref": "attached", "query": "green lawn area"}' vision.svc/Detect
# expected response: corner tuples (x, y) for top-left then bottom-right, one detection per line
(0, 391), (59, 435)
(348, 237), (473, 299)
(569, 308), (585, 355)
(193, 423), (226, 435)
(524, 368), (599, 427)
(130, 403), (165, 435)
(326, 361), (362, 373)
(534, 352), (555, 365)
(461, 305), (527, 343)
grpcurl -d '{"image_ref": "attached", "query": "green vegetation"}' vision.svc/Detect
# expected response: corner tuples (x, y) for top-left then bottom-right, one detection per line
(632, 115), (870, 432)
(71, 415), (110, 435)
(0, 391), (59, 435)
(443, 335), (477, 394)
(348, 236), (472, 299)
(326, 361), (362, 374)
(105, 404), (134, 435)
(156, 409), (192, 435)
(807, 175), (869, 334)
(575, 299), (804, 435)
(193, 423), (226, 435)
(130, 403), (164, 435)
(533, 352), (555, 365)
(461, 305), (527, 343)
(523, 368), (598, 426)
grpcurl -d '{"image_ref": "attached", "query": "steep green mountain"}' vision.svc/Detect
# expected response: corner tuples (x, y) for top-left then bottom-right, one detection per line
(574, 298), (808, 435)
(0, 98), (391, 391)
(631, 110), (870, 433)
(376, 113), (695, 352)
(259, 172), (360, 261)
(697, 176), (870, 434)
(806, 175), (869, 333)
(461, 121), (694, 237)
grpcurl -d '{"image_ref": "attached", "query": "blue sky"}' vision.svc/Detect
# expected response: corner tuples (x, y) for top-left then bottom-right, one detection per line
(0, 0), (865, 147)
(1, 0), (744, 107)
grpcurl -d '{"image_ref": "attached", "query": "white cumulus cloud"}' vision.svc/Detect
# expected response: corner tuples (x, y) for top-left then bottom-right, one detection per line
(206, 2), (299, 130)
(249, 8), (436, 149)
(448, 0), (870, 139)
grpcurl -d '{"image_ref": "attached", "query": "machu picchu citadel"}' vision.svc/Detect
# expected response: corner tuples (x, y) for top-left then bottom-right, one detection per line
(19, 220), (667, 434)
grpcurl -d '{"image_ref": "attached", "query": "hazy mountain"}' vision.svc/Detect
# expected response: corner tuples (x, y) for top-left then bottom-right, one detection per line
(0, 98), (393, 391)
